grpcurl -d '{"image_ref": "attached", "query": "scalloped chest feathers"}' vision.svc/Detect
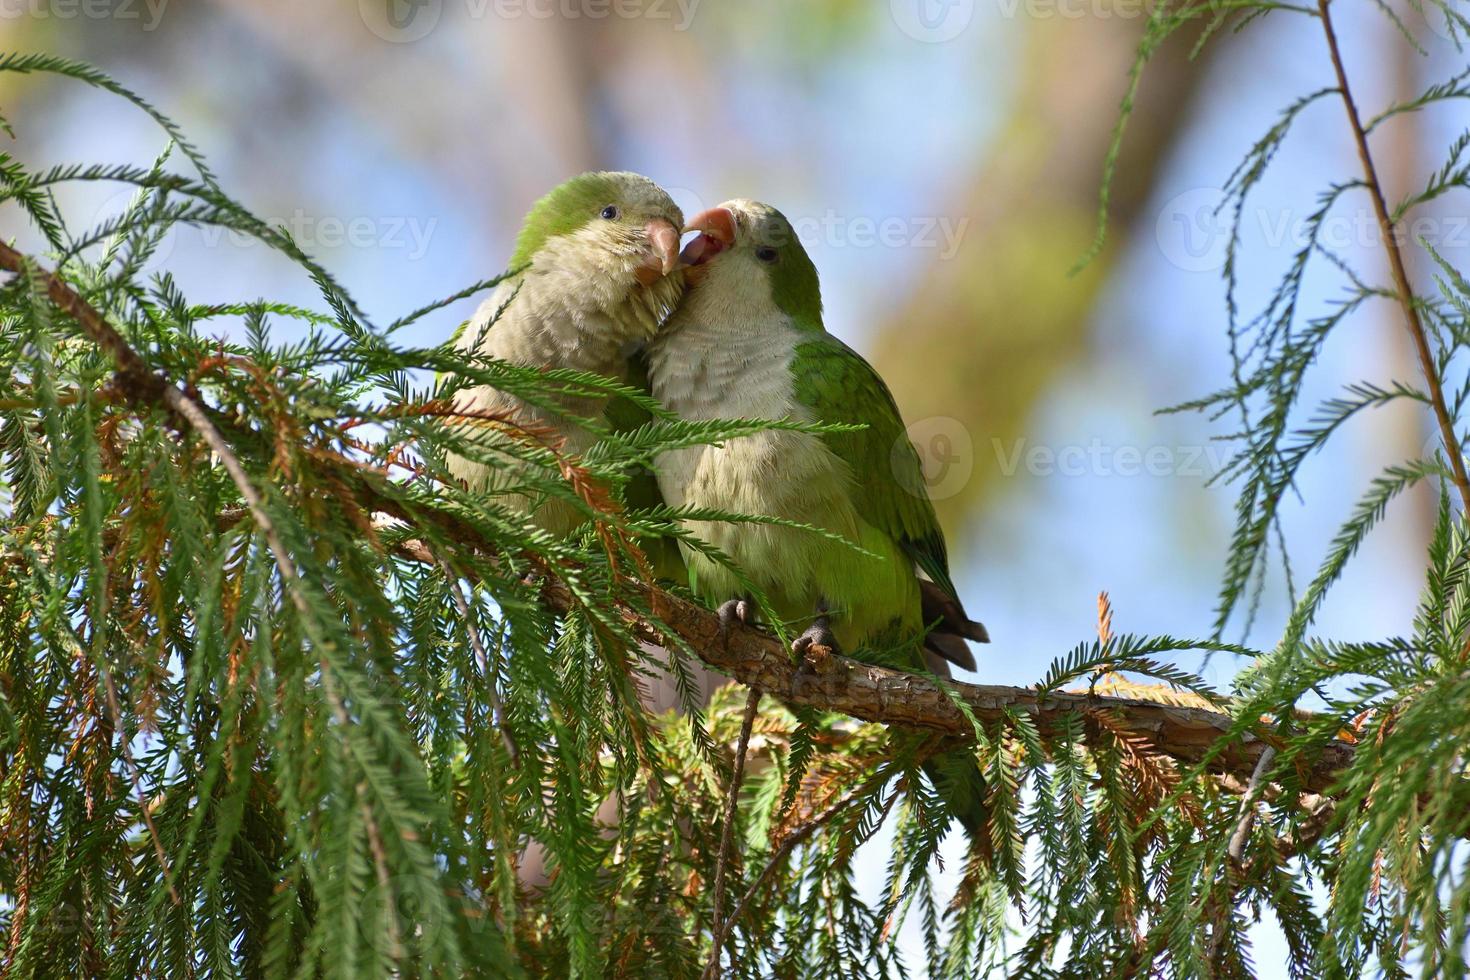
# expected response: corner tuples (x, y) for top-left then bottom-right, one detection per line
(647, 316), (844, 526)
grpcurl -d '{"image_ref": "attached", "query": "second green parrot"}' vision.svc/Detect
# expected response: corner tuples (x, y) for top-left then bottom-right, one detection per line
(646, 199), (991, 836)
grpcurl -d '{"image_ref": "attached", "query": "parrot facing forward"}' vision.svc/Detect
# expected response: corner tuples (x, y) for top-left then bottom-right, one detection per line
(447, 171), (684, 536)
(645, 199), (991, 836)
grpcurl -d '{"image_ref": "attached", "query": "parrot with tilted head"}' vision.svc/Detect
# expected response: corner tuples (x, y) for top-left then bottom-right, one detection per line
(446, 171), (685, 538)
(445, 171), (723, 726)
(646, 199), (992, 839)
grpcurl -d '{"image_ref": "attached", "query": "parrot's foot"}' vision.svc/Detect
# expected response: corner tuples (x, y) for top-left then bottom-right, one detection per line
(791, 617), (838, 659)
(792, 616), (840, 693)
(718, 598), (752, 630)
(717, 598), (753, 651)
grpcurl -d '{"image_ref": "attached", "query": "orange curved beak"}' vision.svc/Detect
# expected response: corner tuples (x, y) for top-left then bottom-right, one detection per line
(640, 218), (681, 280)
(684, 207), (736, 244)
(680, 206), (736, 268)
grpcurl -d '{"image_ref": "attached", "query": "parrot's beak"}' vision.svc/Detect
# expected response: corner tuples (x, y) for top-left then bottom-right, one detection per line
(635, 218), (682, 284)
(680, 207), (736, 268)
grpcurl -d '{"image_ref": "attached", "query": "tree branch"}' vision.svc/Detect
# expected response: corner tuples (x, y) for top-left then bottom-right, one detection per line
(1227, 745), (1277, 865)
(1317, 0), (1470, 514)
(0, 243), (1356, 801)
(590, 580), (1354, 795)
(704, 687), (760, 980)
(709, 776), (899, 961)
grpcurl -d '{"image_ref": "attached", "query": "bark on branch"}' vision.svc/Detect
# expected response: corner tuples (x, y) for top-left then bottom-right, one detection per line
(567, 581), (1354, 795)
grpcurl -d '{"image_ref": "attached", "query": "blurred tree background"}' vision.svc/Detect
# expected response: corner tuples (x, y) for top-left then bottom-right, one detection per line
(3, 0), (1469, 967)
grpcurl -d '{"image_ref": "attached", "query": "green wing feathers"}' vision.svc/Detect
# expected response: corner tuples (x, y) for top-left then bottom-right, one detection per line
(790, 337), (945, 559)
(791, 337), (986, 668)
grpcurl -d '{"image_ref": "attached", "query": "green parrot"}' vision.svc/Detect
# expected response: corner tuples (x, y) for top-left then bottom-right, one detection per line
(447, 170), (686, 539)
(446, 173), (726, 887)
(446, 170), (720, 691)
(645, 199), (991, 836)
(446, 171), (725, 714)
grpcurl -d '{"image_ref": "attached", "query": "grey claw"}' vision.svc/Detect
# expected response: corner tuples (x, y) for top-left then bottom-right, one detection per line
(791, 618), (839, 695)
(717, 598), (753, 651)
(717, 598), (752, 631)
(790, 620), (838, 659)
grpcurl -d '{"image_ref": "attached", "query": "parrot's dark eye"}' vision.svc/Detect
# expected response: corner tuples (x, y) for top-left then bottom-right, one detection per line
(755, 246), (779, 264)
(600, 205), (621, 220)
